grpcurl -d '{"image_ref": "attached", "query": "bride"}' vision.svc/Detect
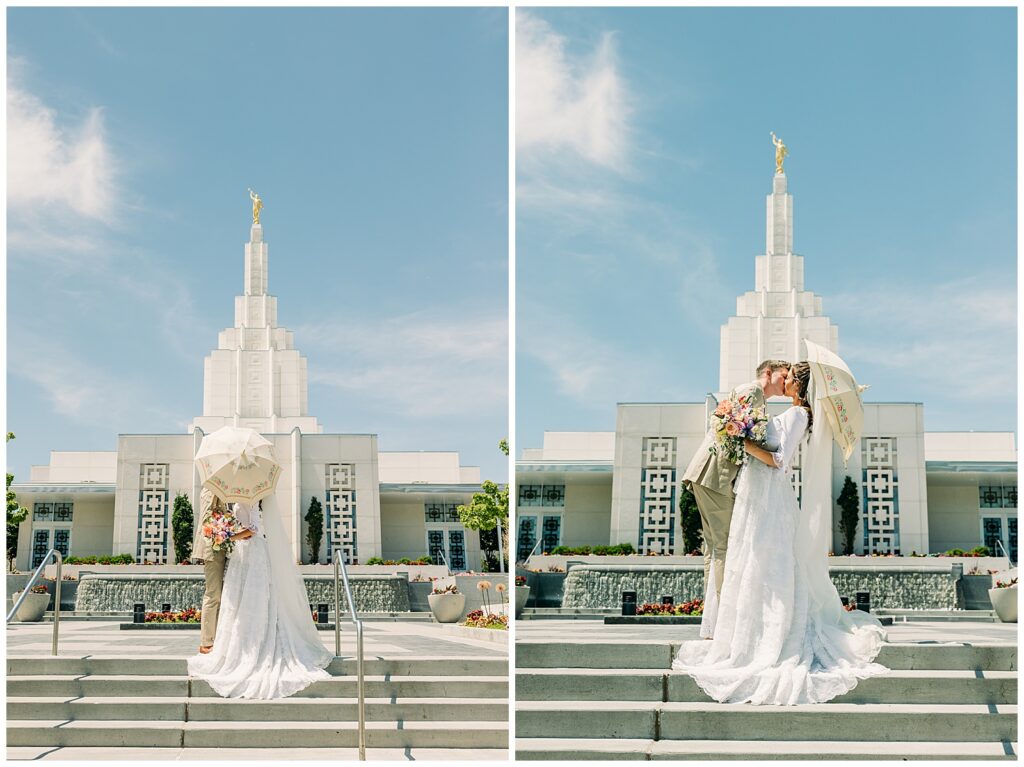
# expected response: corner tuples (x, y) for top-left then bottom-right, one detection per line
(187, 495), (333, 699)
(672, 362), (889, 705)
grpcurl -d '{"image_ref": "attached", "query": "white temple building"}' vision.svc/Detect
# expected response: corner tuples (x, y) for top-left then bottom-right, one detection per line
(517, 169), (1017, 562)
(13, 216), (497, 573)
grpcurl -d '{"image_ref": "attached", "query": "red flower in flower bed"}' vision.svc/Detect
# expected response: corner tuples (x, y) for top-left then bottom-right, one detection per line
(144, 607), (201, 624)
(635, 598), (703, 616)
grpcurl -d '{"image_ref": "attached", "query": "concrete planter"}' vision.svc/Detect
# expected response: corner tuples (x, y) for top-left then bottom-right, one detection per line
(427, 592), (466, 623)
(11, 591), (50, 622)
(988, 587), (1017, 623)
(515, 586), (530, 618)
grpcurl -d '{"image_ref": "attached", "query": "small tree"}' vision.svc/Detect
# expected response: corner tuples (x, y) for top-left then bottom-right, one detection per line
(171, 492), (194, 564)
(305, 496), (324, 564)
(6, 433), (28, 572)
(837, 475), (860, 555)
(457, 440), (509, 573)
(679, 486), (703, 556)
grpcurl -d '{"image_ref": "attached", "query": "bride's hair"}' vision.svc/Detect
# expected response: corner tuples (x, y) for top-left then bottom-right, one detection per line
(791, 362), (813, 431)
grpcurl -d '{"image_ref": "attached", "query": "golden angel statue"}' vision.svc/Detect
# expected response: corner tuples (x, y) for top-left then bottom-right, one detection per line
(770, 132), (788, 174)
(248, 188), (263, 225)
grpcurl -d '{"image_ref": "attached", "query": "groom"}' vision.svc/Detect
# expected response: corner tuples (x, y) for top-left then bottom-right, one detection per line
(192, 487), (228, 654)
(683, 359), (790, 600)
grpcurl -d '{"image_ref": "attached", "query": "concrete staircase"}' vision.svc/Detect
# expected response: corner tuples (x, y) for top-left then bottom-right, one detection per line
(516, 640), (1017, 760)
(8, 654), (508, 754)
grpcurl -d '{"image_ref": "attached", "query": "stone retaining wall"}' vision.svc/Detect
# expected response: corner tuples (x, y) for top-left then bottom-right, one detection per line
(560, 564), (959, 610)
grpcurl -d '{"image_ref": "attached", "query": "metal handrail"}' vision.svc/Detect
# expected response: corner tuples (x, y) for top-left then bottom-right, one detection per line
(521, 536), (541, 564)
(7, 549), (63, 655)
(994, 538), (1016, 567)
(333, 550), (365, 761)
(437, 549), (451, 575)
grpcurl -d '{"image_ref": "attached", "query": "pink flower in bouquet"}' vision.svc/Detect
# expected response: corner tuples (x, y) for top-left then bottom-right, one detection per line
(725, 421), (742, 437)
(714, 401), (732, 416)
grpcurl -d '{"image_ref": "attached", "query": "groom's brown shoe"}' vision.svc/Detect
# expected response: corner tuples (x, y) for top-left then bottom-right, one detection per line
(199, 645), (213, 654)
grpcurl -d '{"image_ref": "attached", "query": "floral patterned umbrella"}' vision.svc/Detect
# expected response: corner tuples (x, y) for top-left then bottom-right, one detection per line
(804, 339), (869, 464)
(195, 426), (281, 504)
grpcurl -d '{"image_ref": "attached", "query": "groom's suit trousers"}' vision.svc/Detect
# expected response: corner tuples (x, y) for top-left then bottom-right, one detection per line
(194, 488), (229, 648)
(199, 541), (228, 648)
(691, 483), (734, 599)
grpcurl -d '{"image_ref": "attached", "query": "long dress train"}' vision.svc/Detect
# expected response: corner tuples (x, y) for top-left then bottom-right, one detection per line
(187, 502), (333, 699)
(673, 406), (888, 705)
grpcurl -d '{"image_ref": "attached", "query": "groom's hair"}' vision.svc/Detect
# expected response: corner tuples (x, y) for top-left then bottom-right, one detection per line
(756, 359), (790, 377)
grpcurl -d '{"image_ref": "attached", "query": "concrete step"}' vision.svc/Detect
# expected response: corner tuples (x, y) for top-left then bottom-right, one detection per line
(7, 674), (508, 699)
(515, 641), (1017, 671)
(514, 738), (1019, 760)
(7, 655), (508, 677)
(7, 696), (509, 722)
(515, 701), (1017, 743)
(7, 719), (509, 748)
(516, 668), (1017, 704)
(6, 745), (510, 761)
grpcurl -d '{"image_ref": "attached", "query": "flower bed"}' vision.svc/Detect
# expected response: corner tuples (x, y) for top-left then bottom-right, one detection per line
(462, 609), (508, 630)
(636, 598), (703, 616)
(995, 577), (1018, 589)
(366, 556), (433, 566)
(144, 607), (200, 624)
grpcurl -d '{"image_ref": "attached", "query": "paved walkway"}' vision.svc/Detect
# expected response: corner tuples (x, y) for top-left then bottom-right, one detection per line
(7, 619), (508, 657)
(516, 618), (1018, 645)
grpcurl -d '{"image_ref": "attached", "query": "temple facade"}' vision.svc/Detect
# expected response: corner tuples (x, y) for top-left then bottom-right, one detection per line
(13, 218), (497, 573)
(517, 170), (1017, 562)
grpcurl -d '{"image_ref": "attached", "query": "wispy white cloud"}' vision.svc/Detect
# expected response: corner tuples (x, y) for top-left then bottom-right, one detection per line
(520, 302), (694, 409)
(7, 69), (118, 223)
(829, 273), (1016, 402)
(297, 310), (508, 420)
(517, 11), (631, 172)
(8, 331), (188, 431)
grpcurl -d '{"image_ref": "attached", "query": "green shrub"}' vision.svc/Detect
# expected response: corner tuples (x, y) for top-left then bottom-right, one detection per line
(548, 543), (634, 556)
(366, 557), (385, 565)
(64, 554), (135, 565)
(970, 546), (991, 556)
(171, 492), (194, 564)
(305, 497), (324, 564)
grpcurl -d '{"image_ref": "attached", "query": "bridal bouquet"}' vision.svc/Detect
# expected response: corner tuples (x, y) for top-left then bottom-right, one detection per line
(202, 507), (243, 555)
(709, 394), (768, 466)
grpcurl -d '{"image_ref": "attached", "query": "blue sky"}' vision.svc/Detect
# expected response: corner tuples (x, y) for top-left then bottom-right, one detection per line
(7, 8), (509, 481)
(516, 7), (1017, 451)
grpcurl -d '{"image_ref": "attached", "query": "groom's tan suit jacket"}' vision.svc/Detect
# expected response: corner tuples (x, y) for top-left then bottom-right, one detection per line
(683, 381), (765, 498)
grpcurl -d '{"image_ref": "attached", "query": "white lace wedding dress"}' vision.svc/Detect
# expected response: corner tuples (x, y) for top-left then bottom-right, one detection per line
(672, 406), (889, 705)
(187, 500), (333, 699)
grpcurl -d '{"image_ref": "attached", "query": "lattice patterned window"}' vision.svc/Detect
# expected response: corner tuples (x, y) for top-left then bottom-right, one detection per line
(980, 485), (1018, 509)
(982, 517), (1004, 554)
(541, 515), (562, 552)
(517, 516), (537, 562)
(861, 438), (900, 555)
(518, 484), (565, 507)
(137, 464), (170, 564)
(325, 464), (357, 564)
(447, 530), (466, 571)
(424, 502), (461, 523)
(427, 530), (445, 565)
(31, 502), (74, 567)
(1009, 518), (1018, 562)
(639, 437), (678, 555)
(424, 500), (471, 571)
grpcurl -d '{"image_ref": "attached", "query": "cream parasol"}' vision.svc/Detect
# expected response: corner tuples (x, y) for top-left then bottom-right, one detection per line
(195, 426), (281, 504)
(803, 339), (869, 464)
